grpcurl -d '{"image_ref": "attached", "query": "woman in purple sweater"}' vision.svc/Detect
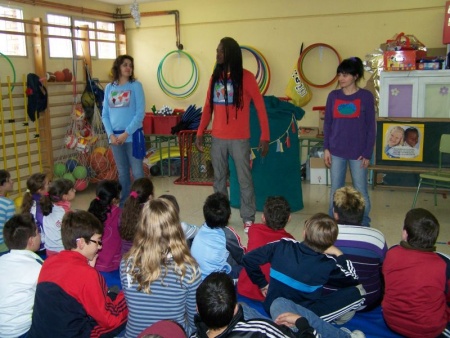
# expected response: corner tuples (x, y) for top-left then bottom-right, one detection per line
(323, 57), (376, 226)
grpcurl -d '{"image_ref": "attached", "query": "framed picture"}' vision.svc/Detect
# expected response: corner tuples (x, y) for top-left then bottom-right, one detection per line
(381, 123), (424, 162)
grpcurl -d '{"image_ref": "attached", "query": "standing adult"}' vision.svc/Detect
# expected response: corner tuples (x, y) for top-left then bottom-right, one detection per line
(195, 37), (270, 233)
(323, 57), (376, 226)
(102, 54), (146, 206)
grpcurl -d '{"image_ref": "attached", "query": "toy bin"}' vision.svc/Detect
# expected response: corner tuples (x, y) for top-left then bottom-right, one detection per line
(143, 113), (154, 134)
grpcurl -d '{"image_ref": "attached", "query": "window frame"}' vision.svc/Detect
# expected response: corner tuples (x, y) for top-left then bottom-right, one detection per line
(46, 13), (117, 60)
(0, 5), (27, 57)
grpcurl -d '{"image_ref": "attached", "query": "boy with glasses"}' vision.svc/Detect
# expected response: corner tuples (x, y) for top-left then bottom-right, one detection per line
(29, 210), (128, 338)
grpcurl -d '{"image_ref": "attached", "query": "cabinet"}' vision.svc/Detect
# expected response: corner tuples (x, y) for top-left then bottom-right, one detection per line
(379, 70), (450, 118)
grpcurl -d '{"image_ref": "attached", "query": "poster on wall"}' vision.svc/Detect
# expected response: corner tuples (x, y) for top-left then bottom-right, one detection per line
(382, 123), (424, 161)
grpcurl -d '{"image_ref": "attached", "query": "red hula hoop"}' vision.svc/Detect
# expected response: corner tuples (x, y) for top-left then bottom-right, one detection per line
(297, 43), (341, 88)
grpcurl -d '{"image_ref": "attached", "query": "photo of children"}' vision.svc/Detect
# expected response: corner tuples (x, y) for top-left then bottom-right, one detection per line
(382, 123), (424, 162)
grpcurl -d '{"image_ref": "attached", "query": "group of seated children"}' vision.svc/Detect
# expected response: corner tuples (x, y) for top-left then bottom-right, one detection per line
(0, 170), (449, 338)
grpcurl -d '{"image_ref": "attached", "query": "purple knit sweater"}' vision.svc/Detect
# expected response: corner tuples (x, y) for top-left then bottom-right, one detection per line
(323, 88), (376, 160)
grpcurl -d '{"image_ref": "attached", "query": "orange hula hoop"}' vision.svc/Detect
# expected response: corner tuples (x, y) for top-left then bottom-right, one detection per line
(297, 43), (341, 88)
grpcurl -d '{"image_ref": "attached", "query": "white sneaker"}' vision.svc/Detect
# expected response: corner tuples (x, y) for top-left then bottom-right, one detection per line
(334, 310), (355, 325)
(340, 327), (365, 338)
(244, 221), (253, 234)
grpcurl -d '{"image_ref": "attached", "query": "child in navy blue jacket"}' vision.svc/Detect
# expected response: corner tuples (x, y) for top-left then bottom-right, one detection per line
(243, 213), (365, 324)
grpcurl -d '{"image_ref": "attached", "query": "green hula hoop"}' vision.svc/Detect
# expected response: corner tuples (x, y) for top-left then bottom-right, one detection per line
(0, 52), (16, 91)
(157, 50), (199, 99)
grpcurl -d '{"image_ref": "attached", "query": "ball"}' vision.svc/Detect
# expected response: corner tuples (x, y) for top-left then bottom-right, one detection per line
(150, 165), (161, 176)
(63, 172), (76, 183)
(90, 152), (109, 173)
(46, 72), (56, 82)
(63, 68), (73, 82)
(73, 166), (87, 179)
(54, 163), (66, 177)
(105, 148), (115, 165)
(65, 134), (77, 149)
(14, 196), (23, 211)
(66, 158), (78, 172)
(93, 147), (107, 156)
(74, 179), (88, 191)
(98, 167), (118, 181)
(54, 71), (65, 82)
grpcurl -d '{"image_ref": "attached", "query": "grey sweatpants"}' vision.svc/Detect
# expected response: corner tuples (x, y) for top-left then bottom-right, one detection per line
(210, 137), (255, 223)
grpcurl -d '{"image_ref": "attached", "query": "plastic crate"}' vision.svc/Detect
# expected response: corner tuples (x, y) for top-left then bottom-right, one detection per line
(174, 130), (214, 186)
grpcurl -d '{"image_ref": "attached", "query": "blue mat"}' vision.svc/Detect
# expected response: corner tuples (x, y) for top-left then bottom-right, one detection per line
(102, 270), (402, 338)
(101, 269), (121, 289)
(236, 295), (403, 338)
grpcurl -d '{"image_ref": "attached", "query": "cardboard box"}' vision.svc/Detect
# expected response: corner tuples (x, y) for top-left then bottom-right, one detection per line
(416, 61), (443, 70)
(383, 50), (427, 71)
(309, 157), (329, 185)
(309, 157), (352, 185)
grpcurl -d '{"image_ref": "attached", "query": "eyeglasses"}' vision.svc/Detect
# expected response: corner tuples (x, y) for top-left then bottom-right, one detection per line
(89, 239), (103, 246)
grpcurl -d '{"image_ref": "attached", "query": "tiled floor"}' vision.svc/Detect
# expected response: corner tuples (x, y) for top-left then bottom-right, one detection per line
(72, 177), (450, 255)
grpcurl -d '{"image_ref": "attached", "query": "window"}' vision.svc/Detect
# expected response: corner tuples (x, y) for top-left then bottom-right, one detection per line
(74, 19), (96, 57)
(47, 14), (116, 59)
(96, 21), (116, 59)
(47, 14), (72, 58)
(0, 5), (26, 56)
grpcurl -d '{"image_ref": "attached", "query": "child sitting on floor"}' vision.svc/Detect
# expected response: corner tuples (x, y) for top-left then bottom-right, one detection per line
(20, 172), (50, 256)
(119, 177), (154, 254)
(0, 170), (15, 254)
(159, 194), (199, 246)
(382, 208), (450, 338)
(329, 186), (387, 311)
(29, 210), (128, 337)
(0, 214), (43, 338)
(243, 213), (365, 324)
(192, 272), (318, 338)
(40, 178), (76, 257)
(237, 196), (294, 301)
(191, 192), (246, 280)
(88, 179), (122, 272)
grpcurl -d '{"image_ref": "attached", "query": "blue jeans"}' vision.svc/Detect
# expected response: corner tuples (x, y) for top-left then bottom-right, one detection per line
(240, 302), (270, 320)
(111, 142), (144, 206)
(328, 155), (371, 226)
(270, 298), (351, 338)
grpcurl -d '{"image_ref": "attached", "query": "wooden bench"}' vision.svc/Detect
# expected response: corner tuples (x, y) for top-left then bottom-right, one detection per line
(370, 165), (450, 191)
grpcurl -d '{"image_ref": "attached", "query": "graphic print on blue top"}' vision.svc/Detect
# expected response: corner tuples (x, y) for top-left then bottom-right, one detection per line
(213, 80), (234, 105)
(109, 90), (131, 108)
(333, 98), (361, 119)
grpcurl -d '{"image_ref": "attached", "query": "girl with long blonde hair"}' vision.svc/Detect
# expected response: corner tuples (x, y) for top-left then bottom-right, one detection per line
(120, 198), (201, 338)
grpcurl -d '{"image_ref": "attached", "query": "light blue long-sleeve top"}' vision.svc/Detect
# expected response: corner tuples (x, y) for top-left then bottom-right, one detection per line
(101, 80), (145, 143)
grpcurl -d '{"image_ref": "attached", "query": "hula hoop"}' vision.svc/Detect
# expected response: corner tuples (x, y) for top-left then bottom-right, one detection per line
(0, 52), (16, 91)
(240, 45), (271, 95)
(157, 50), (199, 99)
(297, 43), (341, 88)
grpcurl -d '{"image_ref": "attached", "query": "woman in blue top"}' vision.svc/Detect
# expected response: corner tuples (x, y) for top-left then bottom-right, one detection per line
(323, 57), (376, 226)
(102, 55), (146, 206)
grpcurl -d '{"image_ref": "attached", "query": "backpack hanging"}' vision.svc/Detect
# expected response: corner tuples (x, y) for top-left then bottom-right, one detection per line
(26, 73), (48, 122)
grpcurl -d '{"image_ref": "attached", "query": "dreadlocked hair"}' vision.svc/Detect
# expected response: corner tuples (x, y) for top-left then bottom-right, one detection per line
(209, 37), (244, 122)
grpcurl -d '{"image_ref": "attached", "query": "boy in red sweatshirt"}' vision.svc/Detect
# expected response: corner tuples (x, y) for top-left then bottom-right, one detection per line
(29, 210), (128, 338)
(383, 208), (450, 338)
